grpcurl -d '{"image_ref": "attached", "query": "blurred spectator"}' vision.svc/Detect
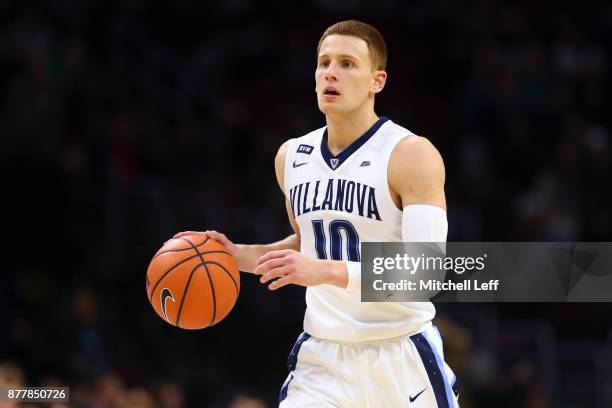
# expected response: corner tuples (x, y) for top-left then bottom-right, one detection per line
(227, 392), (269, 408)
(0, 362), (23, 408)
(0, 362), (24, 387)
(117, 387), (157, 408)
(155, 380), (184, 408)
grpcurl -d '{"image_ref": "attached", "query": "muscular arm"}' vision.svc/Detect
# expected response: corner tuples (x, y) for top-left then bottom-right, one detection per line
(388, 135), (446, 212)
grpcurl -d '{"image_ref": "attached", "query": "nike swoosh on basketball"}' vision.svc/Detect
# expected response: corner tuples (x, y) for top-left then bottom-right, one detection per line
(409, 387), (427, 403)
(293, 161), (308, 168)
(160, 288), (175, 321)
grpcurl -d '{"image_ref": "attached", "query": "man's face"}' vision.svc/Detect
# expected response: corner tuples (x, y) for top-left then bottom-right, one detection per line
(315, 34), (385, 115)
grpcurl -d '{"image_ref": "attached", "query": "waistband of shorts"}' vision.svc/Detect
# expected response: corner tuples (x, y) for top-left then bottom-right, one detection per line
(305, 321), (433, 345)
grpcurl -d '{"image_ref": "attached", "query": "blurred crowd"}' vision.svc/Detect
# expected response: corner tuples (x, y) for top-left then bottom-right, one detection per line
(0, 360), (268, 408)
(2, 0), (611, 406)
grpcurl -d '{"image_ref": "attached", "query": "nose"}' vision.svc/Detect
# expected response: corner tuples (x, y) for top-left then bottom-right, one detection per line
(324, 61), (338, 81)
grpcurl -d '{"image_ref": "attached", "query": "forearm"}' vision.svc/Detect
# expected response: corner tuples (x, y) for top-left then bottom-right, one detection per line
(250, 234), (300, 256)
(237, 234), (300, 272)
(323, 260), (350, 289)
(256, 252), (353, 290)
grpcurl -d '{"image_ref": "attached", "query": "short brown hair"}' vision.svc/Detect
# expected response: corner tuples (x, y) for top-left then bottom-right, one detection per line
(317, 20), (388, 71)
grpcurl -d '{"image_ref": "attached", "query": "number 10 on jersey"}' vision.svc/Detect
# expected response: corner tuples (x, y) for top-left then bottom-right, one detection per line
(311, 219), (361, 262)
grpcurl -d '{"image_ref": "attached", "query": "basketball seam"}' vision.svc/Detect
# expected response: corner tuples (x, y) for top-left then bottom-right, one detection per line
(152, 236), (212, 260)
(174, 263), (203, 327)
(155, 248), (232, 260)
(180, 237), (217, 326)
(148, 253), (201, 303)
(205, 261), (239, 295)
(148, 250), (229, 303)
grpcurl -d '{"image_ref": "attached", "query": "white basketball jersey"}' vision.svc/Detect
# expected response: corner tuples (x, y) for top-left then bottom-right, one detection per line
(284, 117), (435, 343)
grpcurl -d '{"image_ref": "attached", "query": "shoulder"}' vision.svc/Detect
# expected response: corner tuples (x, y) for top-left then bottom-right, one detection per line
(388, 134), (446, 207)
(390, 135), (445, 176)
(274, 139), (294, 193)
(275, 139), (293, 171)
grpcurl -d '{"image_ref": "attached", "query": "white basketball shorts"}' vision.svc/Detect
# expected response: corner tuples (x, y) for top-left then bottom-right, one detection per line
(278, 325), (459, 407)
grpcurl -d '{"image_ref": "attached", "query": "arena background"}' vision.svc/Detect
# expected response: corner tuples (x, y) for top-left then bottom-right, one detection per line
(1, 1), (611, 407)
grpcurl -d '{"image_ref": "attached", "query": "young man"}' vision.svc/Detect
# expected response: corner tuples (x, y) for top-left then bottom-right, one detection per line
(176, 20), (459, 407)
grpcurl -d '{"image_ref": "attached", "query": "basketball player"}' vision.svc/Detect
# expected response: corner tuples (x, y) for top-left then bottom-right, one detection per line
(175, 20), (459, 407)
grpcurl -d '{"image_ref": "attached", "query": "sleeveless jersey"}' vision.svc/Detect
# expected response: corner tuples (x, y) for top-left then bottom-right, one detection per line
(283, 117), (435, 343)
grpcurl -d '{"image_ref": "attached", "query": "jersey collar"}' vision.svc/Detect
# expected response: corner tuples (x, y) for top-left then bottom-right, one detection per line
(320, 116), (389, 171)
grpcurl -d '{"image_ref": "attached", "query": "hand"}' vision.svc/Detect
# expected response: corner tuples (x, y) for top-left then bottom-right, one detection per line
(171, 230), (237, 253)
(254, 249), (338, 290)
(170, 230), (253, 272)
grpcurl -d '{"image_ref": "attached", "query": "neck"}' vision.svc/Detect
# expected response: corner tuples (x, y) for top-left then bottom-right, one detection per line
(325, 108), (379, 155)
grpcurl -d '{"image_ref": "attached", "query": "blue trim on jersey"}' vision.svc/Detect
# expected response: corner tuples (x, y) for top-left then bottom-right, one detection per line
(279, 332), (311, 404)
(410, 332), (452, 408)
(423, 328), (458, 406)
(433, 326), (459, 398)
(452, 379), (459, 398)
(278, 374), (293, 404)
(320, 116), (389, 170)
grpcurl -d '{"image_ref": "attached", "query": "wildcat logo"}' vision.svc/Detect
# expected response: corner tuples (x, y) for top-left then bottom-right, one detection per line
(160, 288), (175, 322)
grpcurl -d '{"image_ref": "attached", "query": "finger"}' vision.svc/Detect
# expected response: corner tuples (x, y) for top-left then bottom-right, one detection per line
(166, 231), (206, 244)
(269, 275), (294, 290)
(256, 250), (294, 266)
(173, 230), (205, 239)
(260, 266), (291, 284)
(205, 230), (232, 246)
(253, 257), (288, 275)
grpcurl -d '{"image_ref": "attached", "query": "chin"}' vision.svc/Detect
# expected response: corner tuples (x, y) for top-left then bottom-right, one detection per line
(318, 102), (344, 115)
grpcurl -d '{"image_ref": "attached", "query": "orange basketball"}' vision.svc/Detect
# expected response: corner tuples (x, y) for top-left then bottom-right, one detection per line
(146, 234), (240, 329)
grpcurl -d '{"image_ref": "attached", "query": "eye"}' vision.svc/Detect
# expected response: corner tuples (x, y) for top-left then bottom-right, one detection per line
(341, 60), (353, 68)
(318, 60), (330, 68)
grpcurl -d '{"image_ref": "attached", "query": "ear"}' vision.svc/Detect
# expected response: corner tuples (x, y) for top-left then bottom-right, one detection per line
(371, 70), (387, 94)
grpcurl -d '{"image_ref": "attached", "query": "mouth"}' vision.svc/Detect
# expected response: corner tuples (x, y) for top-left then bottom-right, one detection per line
(322, 87), (340, 99)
